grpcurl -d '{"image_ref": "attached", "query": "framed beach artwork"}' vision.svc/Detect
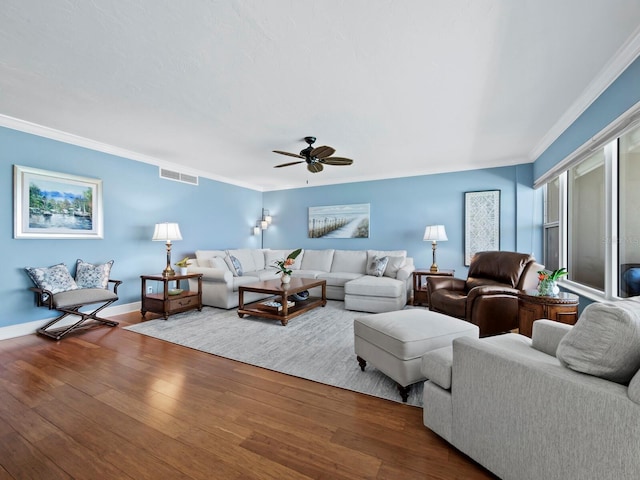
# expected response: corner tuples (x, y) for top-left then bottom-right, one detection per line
(308, 203), (370, 238)
(14, 165), (104, 239)
(464, 190), (500, 265)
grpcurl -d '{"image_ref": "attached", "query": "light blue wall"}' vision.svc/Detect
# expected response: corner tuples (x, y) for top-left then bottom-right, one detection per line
(263, 163), (542, 275)
(2, 123), (542, 330)
(2, 127), (262, 328)
(534, 56), (640, 181)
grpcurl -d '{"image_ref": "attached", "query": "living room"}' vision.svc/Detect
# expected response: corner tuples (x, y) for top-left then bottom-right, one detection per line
(2, 2), (640, 478)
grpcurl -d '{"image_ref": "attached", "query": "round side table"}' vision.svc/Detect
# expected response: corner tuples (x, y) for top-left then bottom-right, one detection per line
(517, 290), (579, 338)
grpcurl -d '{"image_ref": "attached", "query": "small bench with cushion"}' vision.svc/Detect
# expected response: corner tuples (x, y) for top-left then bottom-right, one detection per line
(26, 260), (121, 340)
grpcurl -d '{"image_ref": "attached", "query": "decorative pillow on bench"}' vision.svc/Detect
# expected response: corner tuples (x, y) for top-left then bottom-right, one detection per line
(75, 259), (114, 289)
(25, 263), (78, 294)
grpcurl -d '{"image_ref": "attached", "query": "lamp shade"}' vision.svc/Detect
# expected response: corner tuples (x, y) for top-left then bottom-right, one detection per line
(152, 222), (182, 242)
(423, 225), (448, 242)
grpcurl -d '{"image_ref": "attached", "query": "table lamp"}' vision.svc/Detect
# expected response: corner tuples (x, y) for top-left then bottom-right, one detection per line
(152, 222), (182, 277)
(423, 225), (448, 273)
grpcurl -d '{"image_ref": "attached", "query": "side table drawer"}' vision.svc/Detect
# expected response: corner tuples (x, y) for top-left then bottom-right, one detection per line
(168, 295), (199, 310)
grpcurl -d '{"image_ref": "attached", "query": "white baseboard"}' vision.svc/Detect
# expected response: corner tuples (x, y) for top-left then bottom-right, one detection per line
(0, 301), (141, 341)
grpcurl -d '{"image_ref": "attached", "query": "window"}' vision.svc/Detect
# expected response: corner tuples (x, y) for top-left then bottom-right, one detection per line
(544, 123), (640, 300)
(543, 177), (559, 272)
(568, 149), (605, 291)
(618, 125), (640, 298)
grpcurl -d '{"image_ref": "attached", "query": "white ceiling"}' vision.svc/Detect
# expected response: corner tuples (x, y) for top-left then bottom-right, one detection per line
(1, 1), (640, 191)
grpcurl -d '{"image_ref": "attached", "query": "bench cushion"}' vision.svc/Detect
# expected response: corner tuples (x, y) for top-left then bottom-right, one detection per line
(53, 288), (118, 308)
(345, 275), (403, 298)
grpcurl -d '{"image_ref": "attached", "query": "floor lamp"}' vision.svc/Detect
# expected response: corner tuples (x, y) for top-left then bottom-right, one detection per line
(423, 225), (448, 273)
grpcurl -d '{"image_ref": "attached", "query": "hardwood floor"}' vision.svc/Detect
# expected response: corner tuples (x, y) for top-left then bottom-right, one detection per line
(0, 312), (497, 479)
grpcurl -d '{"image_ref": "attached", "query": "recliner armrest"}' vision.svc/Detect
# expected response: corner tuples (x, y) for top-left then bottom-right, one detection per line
(531, 319), (572, 357)
(428, 276), (466, 292)
(466, 285), (519, 303)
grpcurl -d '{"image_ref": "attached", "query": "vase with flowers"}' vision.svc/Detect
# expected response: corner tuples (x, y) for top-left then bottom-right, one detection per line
(272, 248), (302, 284)
(537, 268), (567, 296)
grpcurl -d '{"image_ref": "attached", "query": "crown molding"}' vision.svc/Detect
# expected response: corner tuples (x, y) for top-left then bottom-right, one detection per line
(0, 114), (263, 192)
(529, 26), (640, 161)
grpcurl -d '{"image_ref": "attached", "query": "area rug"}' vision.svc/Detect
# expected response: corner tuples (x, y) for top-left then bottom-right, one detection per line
(125, 300), (423, 406)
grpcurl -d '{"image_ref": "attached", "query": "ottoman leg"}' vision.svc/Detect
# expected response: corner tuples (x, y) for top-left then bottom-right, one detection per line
(356, 355), (367, 371)
(397, 384), (410, 403)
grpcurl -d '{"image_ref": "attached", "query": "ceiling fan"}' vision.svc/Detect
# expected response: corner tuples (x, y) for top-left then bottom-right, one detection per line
(273, 136), (354, 173)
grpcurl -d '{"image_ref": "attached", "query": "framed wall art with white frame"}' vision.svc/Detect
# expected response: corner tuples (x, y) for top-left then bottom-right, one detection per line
(14, 165), (104, 239)
(464, 190), (500, 265)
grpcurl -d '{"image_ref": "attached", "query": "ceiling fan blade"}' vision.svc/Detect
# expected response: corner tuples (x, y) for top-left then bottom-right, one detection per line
(273, 150), (304, 159)
(274, 160), (305, 168)
(307, 162), (324, 173)
(320, 157), (353, 166)
(310, 145), (335, 159)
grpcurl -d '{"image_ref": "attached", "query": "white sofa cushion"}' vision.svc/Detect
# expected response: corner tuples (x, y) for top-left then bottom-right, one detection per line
(300, 249), (334, 272)
(557, 300), (640, 384)
(195, 250), (227, 267)
(209, 256), (231, 271)
(345, 275), (403, 298)
(331, 249), (367, 274)
(264, 249), (303, 271)
(317, 271), (363, 287)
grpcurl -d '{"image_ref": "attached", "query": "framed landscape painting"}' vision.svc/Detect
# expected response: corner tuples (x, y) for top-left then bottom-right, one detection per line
(14, 165), (104, 239)
(308, 203), (370, 238)
(464, 190), (500, 265)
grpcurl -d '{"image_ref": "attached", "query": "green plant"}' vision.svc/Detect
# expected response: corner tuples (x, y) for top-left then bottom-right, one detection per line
(537, 267), (568, 282)
(174, 257), (192, 268)
(272, 248), (302, 276)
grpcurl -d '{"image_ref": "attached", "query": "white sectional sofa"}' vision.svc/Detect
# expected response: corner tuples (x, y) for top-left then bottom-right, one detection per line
(187, 248), (414, 312)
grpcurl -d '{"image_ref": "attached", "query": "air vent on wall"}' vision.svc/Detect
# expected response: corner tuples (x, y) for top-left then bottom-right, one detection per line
(159, 168), (199, 186)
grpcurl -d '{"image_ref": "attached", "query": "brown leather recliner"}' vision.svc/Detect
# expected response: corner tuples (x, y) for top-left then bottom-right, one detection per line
(427, 251), (543, 336)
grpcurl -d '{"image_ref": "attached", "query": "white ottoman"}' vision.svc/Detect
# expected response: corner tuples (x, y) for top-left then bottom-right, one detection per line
(354, 309), (479, 402)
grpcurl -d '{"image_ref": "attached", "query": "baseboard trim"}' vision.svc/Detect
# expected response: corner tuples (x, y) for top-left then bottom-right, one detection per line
(0, 301), (141, 341)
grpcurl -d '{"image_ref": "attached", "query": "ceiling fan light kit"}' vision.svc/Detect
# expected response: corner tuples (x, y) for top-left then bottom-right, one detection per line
(273, 136), (354, 173)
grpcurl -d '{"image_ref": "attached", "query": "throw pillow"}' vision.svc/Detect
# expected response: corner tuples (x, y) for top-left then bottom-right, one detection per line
(383, 255), (406, 278)
(75, 259), (114, 289)
(366, 256), (388, 277)
(225, 255), (243, 276)
(209, 256), (230, 271)
(25, 263), (78, 294)
(556, 301), (640, 384)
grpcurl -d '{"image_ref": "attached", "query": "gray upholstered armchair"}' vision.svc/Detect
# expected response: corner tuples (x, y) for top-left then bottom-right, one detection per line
(427, 251), (542, 336)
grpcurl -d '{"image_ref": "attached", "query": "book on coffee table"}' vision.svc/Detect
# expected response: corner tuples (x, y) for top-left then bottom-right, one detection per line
(256, 300), (295, 312)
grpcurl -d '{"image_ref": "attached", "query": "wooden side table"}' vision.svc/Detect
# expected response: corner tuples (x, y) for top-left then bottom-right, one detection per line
(412, 269), (455, 306)
(517, 290), (579, 338)
(141, 273), (203, 320)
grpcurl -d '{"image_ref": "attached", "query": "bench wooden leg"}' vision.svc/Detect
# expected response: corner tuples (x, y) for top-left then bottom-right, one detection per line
(37, 301), (119, 340)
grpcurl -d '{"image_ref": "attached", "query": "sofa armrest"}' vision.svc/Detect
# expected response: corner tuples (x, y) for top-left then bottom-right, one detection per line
(531, 319), (572, 357)
(187, 266), (232, 284)
(428, 276), (466, 292)
(422, 346), (453, 390)
(396, 263), (415, 281)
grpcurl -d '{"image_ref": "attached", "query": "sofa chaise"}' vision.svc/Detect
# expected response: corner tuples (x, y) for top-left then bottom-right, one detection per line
(187, 248), (415, 313)
(420, 299), (640, 480)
